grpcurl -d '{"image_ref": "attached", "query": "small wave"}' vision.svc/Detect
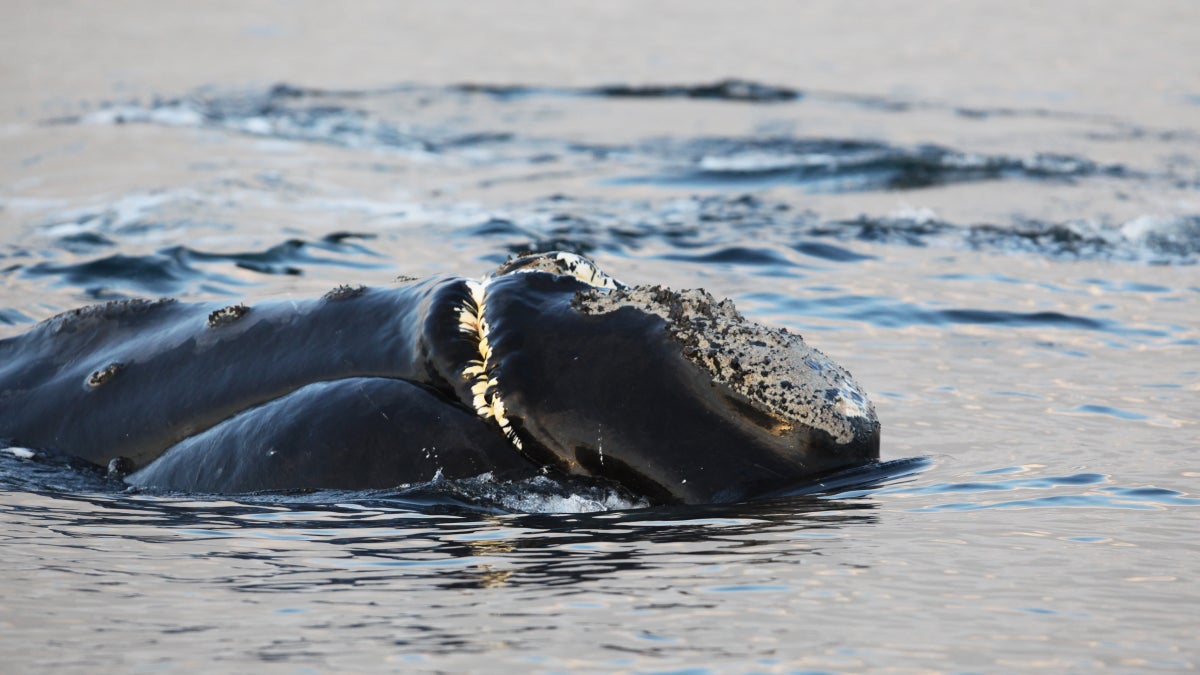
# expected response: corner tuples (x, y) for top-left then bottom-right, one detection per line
(741, 290), (1164, 336)
(829, 213), (1200, 264)
(448, 79), (802, 103)
(22, 252), (205, 296)
(79, 94), (430, 152)
(17, 233), (388, 296)
(659, 245), (805, 267)
(616, 136), (1129, 193)
(0, 308), (35, 326)
(877, 468), (1200, 512)
(60, 85), (509, 155)
(458, 194), (1199, 266)
(589, 79), (800, 103)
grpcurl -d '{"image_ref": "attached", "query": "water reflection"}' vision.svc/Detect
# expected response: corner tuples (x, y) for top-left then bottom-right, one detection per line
(4, 470), (882, 593)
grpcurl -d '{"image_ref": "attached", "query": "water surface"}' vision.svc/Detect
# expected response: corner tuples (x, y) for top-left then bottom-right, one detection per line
(2, 3), (1198, 673)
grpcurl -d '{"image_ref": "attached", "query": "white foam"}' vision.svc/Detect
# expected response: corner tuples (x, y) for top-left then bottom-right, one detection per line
(3, 447), (37, 460)
(460, 474), (646, 514)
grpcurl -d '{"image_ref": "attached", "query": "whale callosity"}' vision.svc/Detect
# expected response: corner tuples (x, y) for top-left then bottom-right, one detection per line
(458, 278), (523, 450)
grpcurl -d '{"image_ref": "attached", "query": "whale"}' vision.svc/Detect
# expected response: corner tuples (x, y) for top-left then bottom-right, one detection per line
(0, 252), (880, 504)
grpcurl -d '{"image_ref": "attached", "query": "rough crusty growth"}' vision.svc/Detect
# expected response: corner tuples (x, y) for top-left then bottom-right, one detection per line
(323, 284), (366, 301)
(574, 285), (875, 443)
(86, 362), (125, 388)
(206, 303), (249, 328)
(41, 298), (177, 335)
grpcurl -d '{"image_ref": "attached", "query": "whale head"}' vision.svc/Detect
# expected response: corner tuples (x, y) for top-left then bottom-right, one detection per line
(453, 252), (881, 504)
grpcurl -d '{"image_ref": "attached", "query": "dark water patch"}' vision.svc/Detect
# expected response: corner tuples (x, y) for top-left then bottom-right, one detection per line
(932, 307), (1163, 335)
(912, 491), (1200, 512)
(893, 473), (1108, 496)
(461, 195), (1199, 266)
(590, 79), (800, 103)
(482, 215), (605, 257)
(22, 251), (205, 296)
(814, 215), (957, 247)
(658, 245), (804, 268)
(992, 391), (1046, 400)
(1060, 404), (1150, 421)
(0, 449), (122, 494)
(466, 216), (603, 257)
(57, 232), (116, 253)
(1099, 486), (1200, 505)
(929, 272), (1030, 285)
(939, 309), (1107, 330)
(966, 216), (1200, 263)
(447, 80), (1129, 126)
(170, 233), (386, 276)
(792, 241), (877, 262)
(465, 195), (808, 260)
(264, 81), (409, 100)
(745, 291), (1154, 335)
(823, 213), (1200, 264)
(880, 469), (1200, 512)
(1080, 279), (1171, 293)
(618, 137), (1128, 192)
(448, 83), (549, 100)
(467, 217), (534, 238)
(20, 235), (388, 296)
(449, 79), (803, 103)
(0, 308), (35, 325)
(464, 210), (701, 258)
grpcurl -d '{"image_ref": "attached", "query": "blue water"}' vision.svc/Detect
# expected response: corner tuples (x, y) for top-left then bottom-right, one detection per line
(2, 39), (1199, 675)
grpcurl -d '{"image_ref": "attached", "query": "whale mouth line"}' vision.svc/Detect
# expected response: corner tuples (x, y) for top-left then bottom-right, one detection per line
(456, 252), (629, 455)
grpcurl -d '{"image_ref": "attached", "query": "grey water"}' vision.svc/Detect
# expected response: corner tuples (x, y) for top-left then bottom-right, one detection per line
(2, 3), (1199, 673)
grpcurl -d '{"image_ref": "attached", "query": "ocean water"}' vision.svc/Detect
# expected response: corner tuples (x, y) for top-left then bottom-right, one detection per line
(2, 3), (1198, 673)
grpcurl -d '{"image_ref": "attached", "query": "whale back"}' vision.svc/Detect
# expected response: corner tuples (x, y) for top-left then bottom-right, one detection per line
(0, 278), (471, 471)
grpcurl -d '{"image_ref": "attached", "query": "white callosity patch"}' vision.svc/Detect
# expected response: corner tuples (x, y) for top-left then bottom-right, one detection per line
(574, 285), (876, 444)
(493, 251), (626, 290)
(457, 280), (523, 450)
